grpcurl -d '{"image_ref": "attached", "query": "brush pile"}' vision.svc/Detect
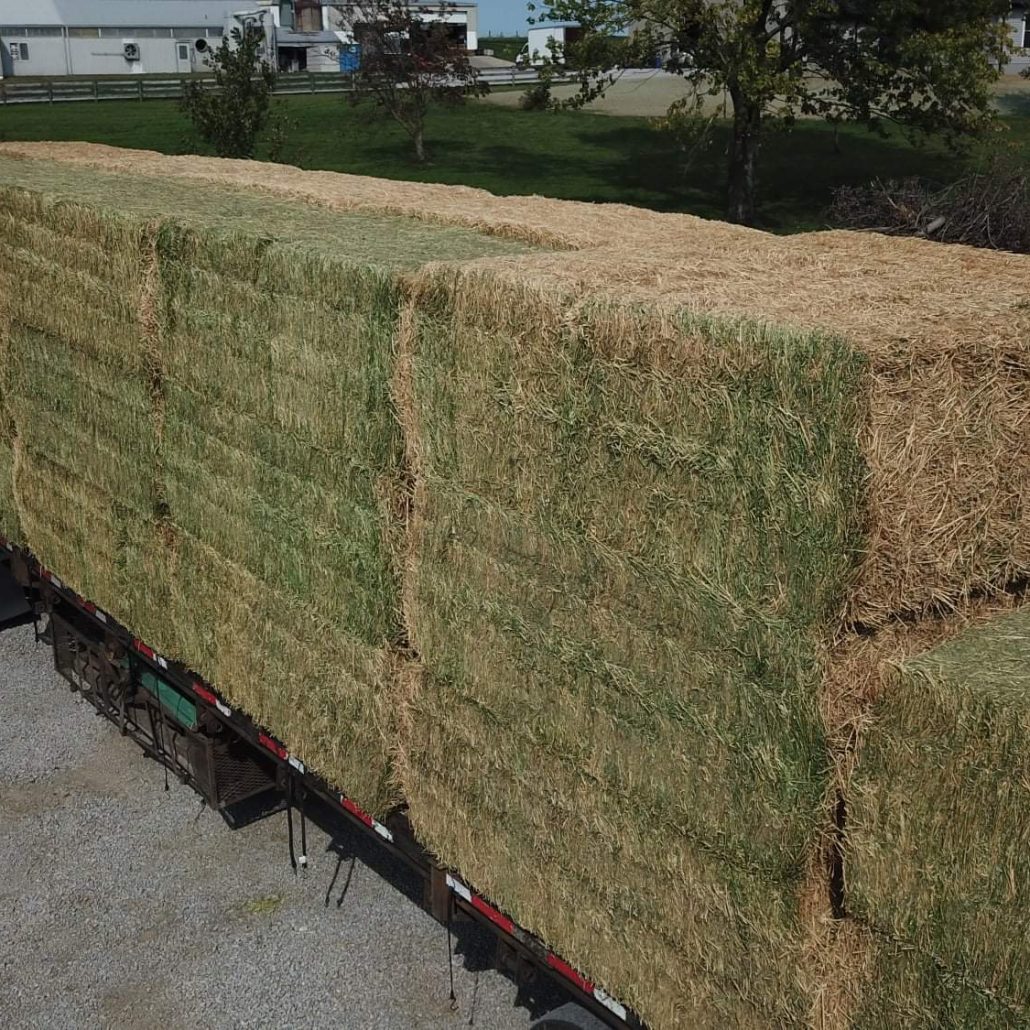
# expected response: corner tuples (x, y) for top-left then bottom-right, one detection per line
(1, 142), (1028, 1029)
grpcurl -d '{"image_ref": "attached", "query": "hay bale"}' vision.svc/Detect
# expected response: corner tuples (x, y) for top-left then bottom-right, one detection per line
(397, 274), (868, 1026)
(846, 605), (1030, 1023)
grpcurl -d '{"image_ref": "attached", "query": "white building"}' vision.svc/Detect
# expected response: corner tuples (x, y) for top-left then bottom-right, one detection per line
(1005, 3), (1030, 75)
(0, 2), (245, 77)
(0, 1), (479, 78)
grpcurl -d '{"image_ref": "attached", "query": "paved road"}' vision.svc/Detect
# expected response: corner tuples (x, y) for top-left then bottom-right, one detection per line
(0, 624), (536, 1030)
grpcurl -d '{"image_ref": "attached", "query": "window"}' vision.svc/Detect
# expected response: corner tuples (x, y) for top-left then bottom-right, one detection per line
(177, 43), (190, 60)
(1024, 18), (1030, 49)
(10, 42), (29, 61)
(0, 26), (61, 37)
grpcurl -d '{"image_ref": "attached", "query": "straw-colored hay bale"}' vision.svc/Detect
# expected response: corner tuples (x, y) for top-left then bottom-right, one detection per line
(10, 144), (1026, 628)
(845, 605), (1030, 1025)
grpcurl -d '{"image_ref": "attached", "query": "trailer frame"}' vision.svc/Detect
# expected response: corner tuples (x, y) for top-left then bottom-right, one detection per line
(0, 535), (643, 1030)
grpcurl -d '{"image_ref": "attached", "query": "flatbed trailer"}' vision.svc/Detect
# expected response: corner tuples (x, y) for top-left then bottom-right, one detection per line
(0, 536), (644, 1030)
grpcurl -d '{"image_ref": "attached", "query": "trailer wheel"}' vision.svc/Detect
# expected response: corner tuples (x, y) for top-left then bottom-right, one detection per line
(531, 1002), (612, 1030)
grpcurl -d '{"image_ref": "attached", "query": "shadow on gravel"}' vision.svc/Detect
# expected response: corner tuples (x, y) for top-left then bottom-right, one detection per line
(270, 793), (570, 1024)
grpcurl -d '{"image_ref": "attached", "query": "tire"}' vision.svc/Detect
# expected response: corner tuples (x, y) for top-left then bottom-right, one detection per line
(531, 1001), (613, 1030)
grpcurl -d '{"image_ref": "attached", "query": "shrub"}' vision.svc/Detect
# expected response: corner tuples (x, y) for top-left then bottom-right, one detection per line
(829, 160), (1030, 254)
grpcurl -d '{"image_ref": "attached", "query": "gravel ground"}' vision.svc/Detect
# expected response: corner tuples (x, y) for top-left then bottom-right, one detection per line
(0, 624), (538, 1030)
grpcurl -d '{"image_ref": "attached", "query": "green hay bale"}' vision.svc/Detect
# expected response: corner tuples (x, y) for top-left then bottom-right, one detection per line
(846, 606), (1030, 1021)
(401, 277), (869, 1027)
(0, 438), (19, 543)
(0, 170), (496, 812)
(0, 154), (534, 267)
(11, 446), (123, 611)
(850, 932), (1028, 1029)
(0, 191), (150, 369)
(154, 225), (403, 644)
(0, 329), (21, 544)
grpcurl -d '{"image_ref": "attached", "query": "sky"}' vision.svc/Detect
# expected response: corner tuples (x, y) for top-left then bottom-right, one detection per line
(476, 0), (534, 37)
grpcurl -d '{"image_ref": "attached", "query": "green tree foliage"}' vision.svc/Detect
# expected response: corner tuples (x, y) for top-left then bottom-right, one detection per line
(351, 1), (488, 163)
(181, 26), (279, 159)
(537, 0), (1013, 223)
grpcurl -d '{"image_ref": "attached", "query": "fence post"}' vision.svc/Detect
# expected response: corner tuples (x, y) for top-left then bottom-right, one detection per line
(309, 73), (315, 94)
(93, 79), (99, 102)
(138, 79), (144, 102)
(48, 80), (54, 104)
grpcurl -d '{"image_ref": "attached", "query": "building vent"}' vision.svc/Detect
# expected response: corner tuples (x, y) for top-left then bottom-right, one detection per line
(123, 42), (140, 61)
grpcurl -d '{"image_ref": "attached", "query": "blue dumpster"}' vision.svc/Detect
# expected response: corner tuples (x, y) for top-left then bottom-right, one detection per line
(339, 44), (361, 73)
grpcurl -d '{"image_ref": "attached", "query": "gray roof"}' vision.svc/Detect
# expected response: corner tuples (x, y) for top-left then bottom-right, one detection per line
(0, 1), (248, 27)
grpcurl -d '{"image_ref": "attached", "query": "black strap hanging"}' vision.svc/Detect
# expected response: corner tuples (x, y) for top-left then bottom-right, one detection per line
(446, 906), (458, 1013)
(286, 773), (297, 872)
(297, 780), (308, 870)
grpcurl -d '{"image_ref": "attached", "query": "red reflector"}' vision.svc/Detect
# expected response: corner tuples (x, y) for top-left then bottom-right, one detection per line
(471, 895), (515, 935)
(133, 639), (155, 661)
(547, 953), (594, 994)
(40, 567), (52, 582)
(192, 682), (217, 706)
(341, 796), (374, 828)
(82, 601), (96, 615)
(257, 732), (288, 760)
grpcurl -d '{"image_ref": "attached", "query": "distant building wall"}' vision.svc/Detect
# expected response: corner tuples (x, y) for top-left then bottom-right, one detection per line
(0, 29), (66, 76)
(1007, 5), (1029, 74)
(0, 24), (225, 76)
(323, 2), (478, 53)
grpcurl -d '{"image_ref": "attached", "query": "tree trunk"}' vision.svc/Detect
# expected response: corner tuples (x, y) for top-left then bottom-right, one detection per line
(413, 124), (426, 163)
(726, 88), (761, 225)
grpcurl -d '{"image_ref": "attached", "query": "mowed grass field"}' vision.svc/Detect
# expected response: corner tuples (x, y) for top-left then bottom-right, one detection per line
(1, 87), (1028, 229)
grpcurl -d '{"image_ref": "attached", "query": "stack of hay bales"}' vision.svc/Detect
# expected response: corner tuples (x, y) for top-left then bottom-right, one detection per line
(0, 154), (530, 812)
(1, 142), (1029, 1029)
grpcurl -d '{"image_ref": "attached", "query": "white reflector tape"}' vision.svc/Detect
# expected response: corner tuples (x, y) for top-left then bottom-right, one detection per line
(215, 700), (232, 717)
(95, 609), (108, 623)
(593, 987), (627, 1021)
(288, 755), (305, 774)
(372, 821), (393, 843)
(445, 874), (471, 902)
(156, 656), (168, 670)
(50, 574), (63, 589)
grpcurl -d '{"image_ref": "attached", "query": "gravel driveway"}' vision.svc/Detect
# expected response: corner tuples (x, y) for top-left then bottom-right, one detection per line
(0, 624), (534, 1030)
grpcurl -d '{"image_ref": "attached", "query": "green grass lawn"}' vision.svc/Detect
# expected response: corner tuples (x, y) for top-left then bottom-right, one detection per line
(479, 36), (527, 62)
(1, 92), (1025, 230)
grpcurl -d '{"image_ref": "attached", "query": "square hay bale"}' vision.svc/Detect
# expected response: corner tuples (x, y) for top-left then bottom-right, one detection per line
(398, 273), (869, 1027)
(846, 606), (1030, 1023)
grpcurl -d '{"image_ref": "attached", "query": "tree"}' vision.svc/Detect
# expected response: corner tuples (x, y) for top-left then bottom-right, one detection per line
(181, 25), (278, 159)
(349, 0), (488, 162)
(538, 0), (1013, 224)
